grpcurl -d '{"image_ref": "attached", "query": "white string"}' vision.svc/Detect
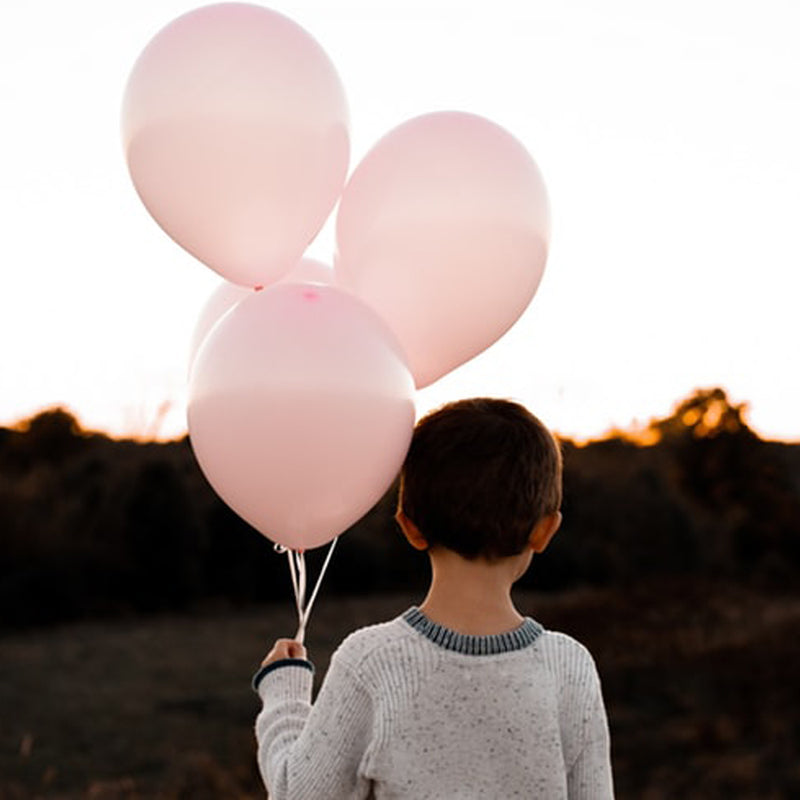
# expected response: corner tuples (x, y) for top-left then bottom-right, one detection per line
(303, 536), (338, 627)
(285, 548), (302, 618)
(297, 552), (307, 616)
(282, 537), (338, 645)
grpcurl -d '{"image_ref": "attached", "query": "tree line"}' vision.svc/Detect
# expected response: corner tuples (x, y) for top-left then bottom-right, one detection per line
(1, 388), (798, 629)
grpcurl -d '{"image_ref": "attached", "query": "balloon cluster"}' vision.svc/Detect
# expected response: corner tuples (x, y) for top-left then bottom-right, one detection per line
(122, 3), (550, 554)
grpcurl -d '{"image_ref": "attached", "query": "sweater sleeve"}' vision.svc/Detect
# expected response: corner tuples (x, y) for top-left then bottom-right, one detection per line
(255, 653), (375, 800)
(566, 662), (614, 800)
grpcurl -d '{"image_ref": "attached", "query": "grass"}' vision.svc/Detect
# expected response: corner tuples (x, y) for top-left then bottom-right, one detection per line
(1, 581), (799, 798)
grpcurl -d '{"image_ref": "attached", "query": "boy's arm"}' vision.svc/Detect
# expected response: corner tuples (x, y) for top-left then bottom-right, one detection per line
(254, 643), (374, 800)
(566, 666), (614, 800)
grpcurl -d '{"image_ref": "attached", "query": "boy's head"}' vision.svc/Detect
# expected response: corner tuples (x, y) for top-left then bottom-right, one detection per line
(397, 398), (562, 561)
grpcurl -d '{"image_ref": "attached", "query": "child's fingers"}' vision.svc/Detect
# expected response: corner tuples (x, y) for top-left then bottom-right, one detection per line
(286, 640), (307, 659)
(262, 638), (308, 665)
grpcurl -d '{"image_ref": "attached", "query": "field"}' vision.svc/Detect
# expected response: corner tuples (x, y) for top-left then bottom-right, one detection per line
(2, 580), (799, 799)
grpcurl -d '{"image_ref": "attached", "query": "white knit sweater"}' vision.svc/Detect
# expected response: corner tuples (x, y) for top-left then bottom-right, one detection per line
(254, 608), (614, 799)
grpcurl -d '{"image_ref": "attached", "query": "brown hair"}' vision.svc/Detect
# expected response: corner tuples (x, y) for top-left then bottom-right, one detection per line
(398, 398), (562, 560)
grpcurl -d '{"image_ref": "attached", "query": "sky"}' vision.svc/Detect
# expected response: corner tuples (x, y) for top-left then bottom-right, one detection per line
(1, 0), (799, 442)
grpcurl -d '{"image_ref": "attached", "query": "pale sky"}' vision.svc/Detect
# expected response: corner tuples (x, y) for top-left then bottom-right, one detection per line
(1, 0), (799, 441)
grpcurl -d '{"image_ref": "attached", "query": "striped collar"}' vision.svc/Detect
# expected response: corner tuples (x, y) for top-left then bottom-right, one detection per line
(402, 607), (543, 655)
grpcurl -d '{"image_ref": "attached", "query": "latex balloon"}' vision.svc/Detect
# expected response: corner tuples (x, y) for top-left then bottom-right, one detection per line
(335, 111), (550, 388)
(188, 283), (415, 550)
(187, 258), (335, 372)
(122, 3), (349, 286)
(279, 256), (334, 286)
(187, 282), (252, 374)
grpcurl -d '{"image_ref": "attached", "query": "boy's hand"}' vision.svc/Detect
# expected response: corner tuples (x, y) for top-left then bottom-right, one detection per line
(262, 638), (307, 666)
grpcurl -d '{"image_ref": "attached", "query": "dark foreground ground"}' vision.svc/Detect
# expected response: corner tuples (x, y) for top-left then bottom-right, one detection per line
(2, 579), (799, 799)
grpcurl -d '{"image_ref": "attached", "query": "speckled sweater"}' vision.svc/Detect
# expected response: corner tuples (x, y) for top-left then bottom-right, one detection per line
(254, 607), (614, 799)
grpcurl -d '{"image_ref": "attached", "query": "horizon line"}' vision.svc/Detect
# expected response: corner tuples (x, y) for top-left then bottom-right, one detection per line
(4, 387), (799, 447)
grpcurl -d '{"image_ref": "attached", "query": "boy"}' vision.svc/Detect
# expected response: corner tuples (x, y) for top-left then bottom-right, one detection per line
(253, 398), (614, 799)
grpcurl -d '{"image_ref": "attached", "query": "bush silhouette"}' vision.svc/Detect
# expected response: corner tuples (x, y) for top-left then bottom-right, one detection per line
(1, 390), (799, 628)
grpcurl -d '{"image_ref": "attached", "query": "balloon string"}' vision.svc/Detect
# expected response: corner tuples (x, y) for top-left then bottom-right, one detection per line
(302, 537), (337, 630)
(298, 552), (307, 615)
(285, 537), (338, 645)
(285, 548), (302, 618)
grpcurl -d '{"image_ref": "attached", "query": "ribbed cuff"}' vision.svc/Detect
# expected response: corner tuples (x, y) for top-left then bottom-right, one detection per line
(252, 658), (314, 693)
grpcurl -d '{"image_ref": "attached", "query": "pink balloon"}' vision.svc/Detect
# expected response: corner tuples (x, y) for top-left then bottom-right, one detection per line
(187, 258), (335, 372)
(122, 4), (349, 287)
(279, 256), (335, 286)
(187, 284), (415, 550)
(188, 282), (253, 373)
(335, 111), (550, 388)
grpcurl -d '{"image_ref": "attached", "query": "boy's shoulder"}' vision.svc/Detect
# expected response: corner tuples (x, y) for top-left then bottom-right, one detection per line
(327, 613), (441, 698)
(539, 628), (595, 656)
(332, 613), (597, 668)
(536, 628), (602, 682)
(333, 613), (418, 667)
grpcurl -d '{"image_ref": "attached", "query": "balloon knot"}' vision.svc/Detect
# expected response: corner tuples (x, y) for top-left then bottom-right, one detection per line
(254, 285), (264, 292)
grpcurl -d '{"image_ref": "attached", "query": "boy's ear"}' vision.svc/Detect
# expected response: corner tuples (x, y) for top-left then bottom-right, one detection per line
(395, 509), (429, 551)
(529, 511), (562, 554)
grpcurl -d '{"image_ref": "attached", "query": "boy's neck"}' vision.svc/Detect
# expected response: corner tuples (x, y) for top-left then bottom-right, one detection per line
(417, 547), (531, 636)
